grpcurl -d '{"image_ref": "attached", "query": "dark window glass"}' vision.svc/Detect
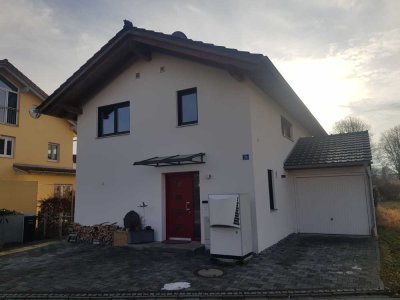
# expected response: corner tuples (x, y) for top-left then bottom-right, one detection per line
(178, 88), (198, 126)
(268, 169), (276, 210)
(98, 101), (130, 137)
(100, 107), (115, 135)
(0, 90), (6, 124)
(6, 140), (12, 156)
(0, 139), (4, 155)
(7, 92), (17, 109)
(48, 143), (59, 161)
(117, 105), (130, 132)
(7, 92), (17, 124)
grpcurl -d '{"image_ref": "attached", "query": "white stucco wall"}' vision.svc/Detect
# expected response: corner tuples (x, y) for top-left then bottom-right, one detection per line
(248, 83), (312, 251)
(76, 53), (257, 244)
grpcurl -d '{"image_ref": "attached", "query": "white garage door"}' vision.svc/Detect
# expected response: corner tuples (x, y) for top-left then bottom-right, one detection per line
(295, 175), (370, 235)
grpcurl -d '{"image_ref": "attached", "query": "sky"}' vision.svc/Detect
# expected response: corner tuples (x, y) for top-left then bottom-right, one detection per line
(1, 0), (399, 138)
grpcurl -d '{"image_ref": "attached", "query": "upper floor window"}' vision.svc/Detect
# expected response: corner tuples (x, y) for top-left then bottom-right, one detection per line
(177, 88), (198, 126)
(281, 116), (292, 139)
(98, 101), (130, 137)
(0, 136), (15, 158)
(48, 143), (59, 161)
(0, 75), (18, 126)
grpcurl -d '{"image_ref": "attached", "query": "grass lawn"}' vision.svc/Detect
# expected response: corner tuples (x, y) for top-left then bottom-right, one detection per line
(377, 201), (400, 295)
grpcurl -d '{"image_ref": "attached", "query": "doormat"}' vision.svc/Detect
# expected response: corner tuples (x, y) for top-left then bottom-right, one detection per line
(162, 240), (191, 244)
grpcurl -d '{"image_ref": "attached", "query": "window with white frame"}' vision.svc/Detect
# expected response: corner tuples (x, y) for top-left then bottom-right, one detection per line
(54, 184), (73, 198)
(48, 143), (59, 161)
(0, 75), (18, 125)
(0, 136), (15, 158)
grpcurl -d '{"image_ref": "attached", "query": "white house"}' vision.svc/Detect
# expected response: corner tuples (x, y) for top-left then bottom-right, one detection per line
(38, 21), (375, 255)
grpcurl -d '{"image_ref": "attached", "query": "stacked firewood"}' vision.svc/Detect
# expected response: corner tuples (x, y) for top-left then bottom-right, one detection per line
(69, 222), (123, 245)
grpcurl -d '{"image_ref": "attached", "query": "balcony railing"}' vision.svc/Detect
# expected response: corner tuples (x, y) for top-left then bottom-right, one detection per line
(0, 106), (18, 125)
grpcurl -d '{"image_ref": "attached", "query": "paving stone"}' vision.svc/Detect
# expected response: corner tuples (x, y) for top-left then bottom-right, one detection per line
(0, 235), (381, 294)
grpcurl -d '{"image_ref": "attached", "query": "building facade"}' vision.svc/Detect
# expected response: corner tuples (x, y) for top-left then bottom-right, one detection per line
(0, 59), (75, 214)
(38, 22), (375, 254)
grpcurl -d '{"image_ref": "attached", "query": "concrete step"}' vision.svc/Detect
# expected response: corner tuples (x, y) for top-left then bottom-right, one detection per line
(127, 241), (206, 255)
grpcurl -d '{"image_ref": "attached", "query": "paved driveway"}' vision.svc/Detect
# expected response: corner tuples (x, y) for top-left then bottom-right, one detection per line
(0, 234), (381, 293)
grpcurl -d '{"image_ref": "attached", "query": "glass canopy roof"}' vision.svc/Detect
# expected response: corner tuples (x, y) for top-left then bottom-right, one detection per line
(133, 153), (205, 167)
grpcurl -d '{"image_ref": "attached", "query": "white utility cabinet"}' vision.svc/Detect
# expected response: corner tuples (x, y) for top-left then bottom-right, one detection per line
(208, 194), (252, 259)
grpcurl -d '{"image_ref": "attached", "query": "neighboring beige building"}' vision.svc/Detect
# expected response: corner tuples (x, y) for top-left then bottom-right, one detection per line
(0, 59), (75, 214)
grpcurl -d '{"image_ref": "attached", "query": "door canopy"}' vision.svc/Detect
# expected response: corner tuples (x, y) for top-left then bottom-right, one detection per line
(133, 153), (205, 167)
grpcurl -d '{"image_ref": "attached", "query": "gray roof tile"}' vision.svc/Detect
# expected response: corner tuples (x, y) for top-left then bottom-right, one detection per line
(284, 131), (372, 170)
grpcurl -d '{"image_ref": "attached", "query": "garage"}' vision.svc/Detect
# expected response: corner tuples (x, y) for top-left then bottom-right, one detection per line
(284, 131), (376, 236)
(294, 173), (371, 235)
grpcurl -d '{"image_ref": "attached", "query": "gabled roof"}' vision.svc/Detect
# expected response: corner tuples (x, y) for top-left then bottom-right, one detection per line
(284, 131), (372, 170)
(37, 20), (326, 136)
(0, 59), (48, 100)
(0, 59), (77, 133)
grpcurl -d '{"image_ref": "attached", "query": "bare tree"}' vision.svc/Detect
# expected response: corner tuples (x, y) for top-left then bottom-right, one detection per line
(380, 125), (400, 180)
(332, 116), (370, 134)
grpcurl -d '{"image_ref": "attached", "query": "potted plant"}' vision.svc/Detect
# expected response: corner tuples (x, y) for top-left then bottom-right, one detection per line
(124, 209), (154, 244)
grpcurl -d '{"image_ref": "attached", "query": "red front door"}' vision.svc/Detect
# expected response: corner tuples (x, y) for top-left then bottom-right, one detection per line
(166, 172), (195, 240)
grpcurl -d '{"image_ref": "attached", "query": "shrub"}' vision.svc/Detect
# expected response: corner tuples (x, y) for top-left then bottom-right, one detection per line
(0, 208), (22, 216)
(38, 196), (73, 238)
(377, 205), (400, 232)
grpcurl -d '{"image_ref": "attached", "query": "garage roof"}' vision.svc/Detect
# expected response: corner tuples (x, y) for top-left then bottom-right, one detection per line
(284, 131), (372, 170)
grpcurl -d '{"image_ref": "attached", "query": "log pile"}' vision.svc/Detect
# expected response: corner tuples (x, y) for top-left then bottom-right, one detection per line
(69, 222), (123, 245)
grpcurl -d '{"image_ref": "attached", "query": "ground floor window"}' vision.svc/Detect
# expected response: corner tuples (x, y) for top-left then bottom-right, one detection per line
(268, 169), (276, 210)
(54, 184), (73, 198)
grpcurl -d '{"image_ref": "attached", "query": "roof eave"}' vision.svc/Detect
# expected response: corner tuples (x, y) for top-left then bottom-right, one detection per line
(258, 59), (326, 136)
(13, 164), (76, 176)
(284, 160), (372, 171)
(0, 60), (48, 101)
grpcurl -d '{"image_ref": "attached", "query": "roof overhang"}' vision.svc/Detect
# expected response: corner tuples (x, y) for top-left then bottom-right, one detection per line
(13, 163), (76, 176)
(0, 59), (48, 101)
(37, 22), (326, 136)
(133, 153), (205, 167)
(0, 59), (77, 133)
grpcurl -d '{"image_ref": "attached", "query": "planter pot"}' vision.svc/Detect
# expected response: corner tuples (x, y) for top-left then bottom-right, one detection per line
(129, 229), (154, 244)
(113, 230), (128, 247)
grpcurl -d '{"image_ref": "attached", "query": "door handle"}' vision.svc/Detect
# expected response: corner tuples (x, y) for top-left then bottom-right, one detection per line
(186, 201), (191, 212)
